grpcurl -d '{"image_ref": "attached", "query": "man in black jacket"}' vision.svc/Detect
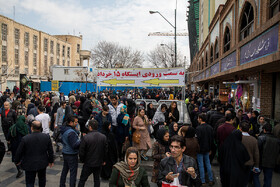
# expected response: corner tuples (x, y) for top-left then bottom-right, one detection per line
(196, 113), (215, 186)
(158, 135), (201, 187)
(15, 121), (54, 187)
(78, 119), (107, 187)
(209, 106), (224, 128)
(1, 101), (17, 149)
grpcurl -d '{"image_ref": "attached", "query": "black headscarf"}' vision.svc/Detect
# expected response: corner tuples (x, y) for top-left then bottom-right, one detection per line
(219, 130), (250, 187)
(185, 126), (196, 138)
(157, 128), (170, 152)
(169, 122), (179, 137)
(147, 103), (156, 120)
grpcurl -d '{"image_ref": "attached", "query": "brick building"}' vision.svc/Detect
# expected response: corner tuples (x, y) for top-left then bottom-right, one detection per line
(188, 0), (280, 121)
(0, 14), (91, 91)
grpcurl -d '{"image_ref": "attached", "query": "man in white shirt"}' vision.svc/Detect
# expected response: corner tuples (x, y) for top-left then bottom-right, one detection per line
(108, 95), (123, 134)
(35, 105), (51, 134)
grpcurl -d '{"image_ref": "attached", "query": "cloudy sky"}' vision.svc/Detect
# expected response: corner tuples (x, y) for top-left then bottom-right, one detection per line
(0, 0), (190, 67)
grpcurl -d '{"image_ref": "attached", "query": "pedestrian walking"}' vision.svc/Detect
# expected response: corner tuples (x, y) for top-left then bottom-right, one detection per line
(59, 115), (80, 187)
(78, 119), (107, 187)
(15, 121), (54, 187)
(35, 105), (51, 135)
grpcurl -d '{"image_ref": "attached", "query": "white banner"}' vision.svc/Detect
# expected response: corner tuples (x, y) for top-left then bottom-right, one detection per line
(97, 68), (185, 87)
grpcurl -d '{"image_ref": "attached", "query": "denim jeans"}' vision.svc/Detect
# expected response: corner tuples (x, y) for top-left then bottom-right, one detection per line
(263, 167), (273, 187)
(60, 154), (78, 187)
(197, 152), (213, 183)
(78, 165), (101, 187)
(25, 168), (46, 187)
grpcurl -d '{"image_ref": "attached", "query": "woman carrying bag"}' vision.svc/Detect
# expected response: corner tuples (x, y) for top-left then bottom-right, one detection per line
(109, 147), (150, 187)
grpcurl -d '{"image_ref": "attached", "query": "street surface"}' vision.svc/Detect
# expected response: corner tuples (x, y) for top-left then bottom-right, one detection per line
(1, 126), (280, 186)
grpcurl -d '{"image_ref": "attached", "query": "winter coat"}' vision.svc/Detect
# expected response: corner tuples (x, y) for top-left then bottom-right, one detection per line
(132, 116), (151, 150)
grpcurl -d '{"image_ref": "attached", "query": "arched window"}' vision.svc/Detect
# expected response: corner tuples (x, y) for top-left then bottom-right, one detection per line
(205, 51), (208, 67)
(270, 0), (280, 18)
(240, 2), (254, 40)
(210, 46), (213, 63)
(214, 40), (219, 59)
(224, 26), (231, 53)
(202, 57), (204, 70)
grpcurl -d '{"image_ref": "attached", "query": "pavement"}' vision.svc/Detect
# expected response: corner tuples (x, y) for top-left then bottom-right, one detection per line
(1, 130), (280, 187)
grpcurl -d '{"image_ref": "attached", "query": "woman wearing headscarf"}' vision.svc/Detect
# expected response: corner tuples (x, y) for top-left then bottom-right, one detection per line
(151, 128), (170, 184)
(166, 101), (180, 124)
(133, 109), (152, 161)
(126, 99), (136, 124)
(179, 126), (200, 159)
(219, 130), (250, 187)
(147, 103), (156, 121)
(92, 99), (103, 118)
(109, 147), (150, 187)
(169, 122), (179, 138)
(7, 115), (30, 178)
(152, 104), (168, 139)
(116, 105), (131, 160)
(101, 121), (118, 180)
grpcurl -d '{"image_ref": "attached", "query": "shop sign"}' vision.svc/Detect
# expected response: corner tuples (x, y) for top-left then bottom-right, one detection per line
(240, 24), (279, 65)
(205, 68), (210, 78)
(210, 62), (219, 76)
(221, 51), (236, 72)
(51, 80), (59, 91)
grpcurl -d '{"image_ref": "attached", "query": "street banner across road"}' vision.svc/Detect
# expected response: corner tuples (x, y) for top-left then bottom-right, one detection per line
(97, 68), (185, 87)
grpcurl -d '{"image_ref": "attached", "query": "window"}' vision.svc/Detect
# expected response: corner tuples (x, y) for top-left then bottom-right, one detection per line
(24, 68), (28, 74)
(1, 65), (7, 74)
(62, 45), (65, 56)
(67, 47), (70, 58)
(201, 58), (204, 70)
(240, 2), (254, 40)
(77, 44), (80, 53)
(15, 49), (19, 65)
(210, 46), (213, 63)
(24, 32), (29, 47)
(64, 69), (69, 75)
(44, 38), (48, 52)
(205, 51), (208, 67)
(57, 58), (60, 65)
(50, 41), (54, 54)
(25, 51), (29, 66)
(44, 55), (48, 73)
(224, 27), (231, 53)
(33, 35), (38, 50)
(270, 0), (280, 18)
(63, 59), (65, 66)
(1, 23), (7, 41)
(67, 60), (70, 66)
(2, 46), (7, 62)
(50, 57), (54, 66)
(33, 68), (37, 75)
(15, 28), (20, 45)
(15, 67), (19, 75)
(33, 53), (37, 67)
(214, 40), (219, 59)
(57, 43), (60, 55)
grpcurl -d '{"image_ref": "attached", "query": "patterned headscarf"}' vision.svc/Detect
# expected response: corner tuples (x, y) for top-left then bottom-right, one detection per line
(120, 105), (130, 126)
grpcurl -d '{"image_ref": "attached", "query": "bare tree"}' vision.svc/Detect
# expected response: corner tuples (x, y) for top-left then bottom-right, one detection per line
(91, 41), (144, 68)
(146, 43), (184, 68)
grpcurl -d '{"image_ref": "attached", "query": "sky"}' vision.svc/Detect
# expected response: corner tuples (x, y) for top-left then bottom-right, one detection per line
(0, 0), (190, 67)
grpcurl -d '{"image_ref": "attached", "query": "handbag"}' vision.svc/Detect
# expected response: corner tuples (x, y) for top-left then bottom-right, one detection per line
(132, 130), (141, 144)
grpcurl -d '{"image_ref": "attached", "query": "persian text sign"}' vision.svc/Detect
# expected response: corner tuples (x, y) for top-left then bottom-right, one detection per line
(51, 80), (59, 91)
(221, 51), (236, 72)
(97, 68), (185, 87)
(240, 24), (279, 65)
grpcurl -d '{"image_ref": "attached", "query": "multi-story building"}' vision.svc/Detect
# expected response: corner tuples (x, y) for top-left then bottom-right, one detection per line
(0, 14), (91, 91)
(188, 0), (280, 121)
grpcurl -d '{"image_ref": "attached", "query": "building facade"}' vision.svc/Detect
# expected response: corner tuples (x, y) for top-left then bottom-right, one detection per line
(0, 14), (90, 91)
(188, 0), (280, 121)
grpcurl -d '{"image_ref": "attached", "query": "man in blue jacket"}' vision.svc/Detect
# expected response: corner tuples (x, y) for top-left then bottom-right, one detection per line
(59, 115), (80, 187)
(94, 105), (112, 133)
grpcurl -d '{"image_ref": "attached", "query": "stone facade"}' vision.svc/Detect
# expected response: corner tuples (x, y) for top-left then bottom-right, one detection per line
(0, 14), (85, 91)
(188, 0), (280, 119)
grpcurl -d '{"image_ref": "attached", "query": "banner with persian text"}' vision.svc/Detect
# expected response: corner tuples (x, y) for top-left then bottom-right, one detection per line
(97, 68), (185, 87)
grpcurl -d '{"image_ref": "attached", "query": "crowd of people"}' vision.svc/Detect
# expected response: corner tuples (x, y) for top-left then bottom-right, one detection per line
(0, 88), (279, 187)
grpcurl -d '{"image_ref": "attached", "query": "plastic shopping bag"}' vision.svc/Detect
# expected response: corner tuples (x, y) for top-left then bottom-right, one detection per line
(162, 177), (187, 187)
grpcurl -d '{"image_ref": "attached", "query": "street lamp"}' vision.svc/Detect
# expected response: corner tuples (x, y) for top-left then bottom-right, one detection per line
(149, 6), (177, 67)
(84, 72), (89, 92)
